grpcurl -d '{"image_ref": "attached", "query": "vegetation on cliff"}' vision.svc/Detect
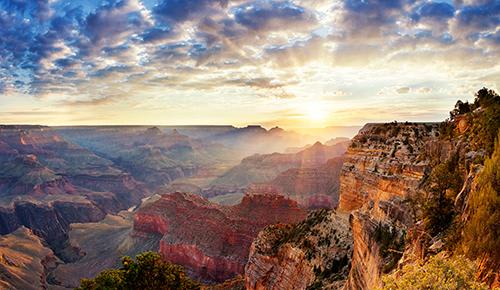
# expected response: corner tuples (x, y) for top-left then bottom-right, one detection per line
(381, 255), (488, 290)
(77, 252), (200, 290)
(381, 88), (500, 288)
(463, 131), (500, 279)
(250, 209), (352, 289)
(421, 88), (499, 239)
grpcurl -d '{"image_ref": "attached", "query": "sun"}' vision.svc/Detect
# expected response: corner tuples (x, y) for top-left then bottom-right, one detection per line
(304, 102), (329, 125)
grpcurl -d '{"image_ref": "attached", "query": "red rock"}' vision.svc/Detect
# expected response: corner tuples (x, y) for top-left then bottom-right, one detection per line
(133, 192), (307, 282)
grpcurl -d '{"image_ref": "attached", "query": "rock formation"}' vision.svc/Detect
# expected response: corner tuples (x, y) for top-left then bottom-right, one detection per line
(133, 192), (307, 282)
(0, 227), (59, 290)
(338, 122), (440, 212)
(245, 209), (353, 289)
(209, 141), (348, 197)
(339, 122), (441, 290)
(50, 211), (161, 288)
(0, 126), (148, 259)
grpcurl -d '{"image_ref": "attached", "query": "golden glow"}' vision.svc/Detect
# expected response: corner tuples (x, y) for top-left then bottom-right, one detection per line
(304, 102), (329, 125)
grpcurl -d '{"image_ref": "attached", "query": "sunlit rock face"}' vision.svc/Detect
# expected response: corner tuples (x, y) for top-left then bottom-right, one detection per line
(339, 122), (442, 290)
(339, 122), (440, 213)
(0, 227), (59, 290)
(133, 192), (307, 283)
(245, 210), (353, 289)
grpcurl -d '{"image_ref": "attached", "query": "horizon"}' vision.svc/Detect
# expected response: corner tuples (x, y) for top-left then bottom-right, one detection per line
(1, 0), (498, 127)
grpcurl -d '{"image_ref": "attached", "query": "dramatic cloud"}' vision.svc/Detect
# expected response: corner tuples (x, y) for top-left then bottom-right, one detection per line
(0, 0), (498, 126)
(411, 2), (455, 21)
(233, 1), (316, 31)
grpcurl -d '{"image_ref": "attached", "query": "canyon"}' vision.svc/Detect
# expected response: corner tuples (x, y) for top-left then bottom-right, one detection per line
(46, 192), (307, 288)
(241, 94), (500, 289)
(134, 192), (307, 283)
(1, 95), (498, 290)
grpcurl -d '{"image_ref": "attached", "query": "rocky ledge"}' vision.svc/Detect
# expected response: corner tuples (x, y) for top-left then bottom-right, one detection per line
(245, 209), (353, 289)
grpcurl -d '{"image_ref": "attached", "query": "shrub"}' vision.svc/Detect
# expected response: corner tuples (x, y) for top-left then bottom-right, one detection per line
(462, 131), (500, 272)
(422, 153), (463, 236)
(469, 101), (500, 156)
(76, 252), (200, 290)
(381, 255), (488, 290)
(373, 222), (405, 273)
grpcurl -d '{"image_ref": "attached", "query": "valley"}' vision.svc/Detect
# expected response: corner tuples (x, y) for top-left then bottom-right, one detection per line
(0, 89), (499, 290)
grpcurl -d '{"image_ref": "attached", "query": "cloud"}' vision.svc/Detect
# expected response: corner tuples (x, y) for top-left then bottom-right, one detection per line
(153, 0), (228, 23)
(396, 87), (410, 94)
(225, 77), (289, 88)
(411, 2), (455, 21)
(61, 95), (121, 107)
(0, 0), (499, 123)
(339, 0), (411, 40)
(417, 87), (432, 94)
(456, 1), (499, 30)
(233, 1), (316, 31)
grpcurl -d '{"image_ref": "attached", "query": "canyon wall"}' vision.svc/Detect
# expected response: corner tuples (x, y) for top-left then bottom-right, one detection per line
(0, 127), (149, 260)
(339, 122), (442, 290)
(133, 192), (307, 283)
(245, 210), (353, 289)
(0, 227), (59, 290)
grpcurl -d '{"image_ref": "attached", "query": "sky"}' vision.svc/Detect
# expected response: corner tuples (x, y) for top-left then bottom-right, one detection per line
(0, 0), (499, 128)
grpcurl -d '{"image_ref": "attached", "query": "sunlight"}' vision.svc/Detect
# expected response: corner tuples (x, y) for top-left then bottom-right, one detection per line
(304, 102), (329, 125)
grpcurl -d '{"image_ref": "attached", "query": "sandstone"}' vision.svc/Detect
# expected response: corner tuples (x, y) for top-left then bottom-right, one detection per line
(134, 192), (307, 282)
(339, 122), (440, 212)
(245, 210), (353, 290)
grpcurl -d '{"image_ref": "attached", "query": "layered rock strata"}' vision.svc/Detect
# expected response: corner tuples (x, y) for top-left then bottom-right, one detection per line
(133, 192), (307, 282)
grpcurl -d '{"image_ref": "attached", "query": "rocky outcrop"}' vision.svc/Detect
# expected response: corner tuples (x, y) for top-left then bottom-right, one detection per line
(67, 173), (147, 207)
(56, 126), (220, 191)
(339, 122), (440, 212)
(0, 227), (60, 290)
(133, 192), (307, 283)
(50, 211), (161, 288)
(343, 207), (405, 290)
(338, 122), (441, 290)
(0, 127), (149, 260)
(245, 210), (353, 289)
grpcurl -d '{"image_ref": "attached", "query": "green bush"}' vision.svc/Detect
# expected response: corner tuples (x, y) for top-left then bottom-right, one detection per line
(381, 255), (488, 290)
(77, 252), (200, 290)
(422, 153), (463, 236)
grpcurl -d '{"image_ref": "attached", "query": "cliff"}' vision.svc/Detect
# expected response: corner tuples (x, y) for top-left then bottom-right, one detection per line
(339, 122), (440, 212)
(0, 227), (59, 290)
(245, 209), (353, 289)
(0, 127), (149, 261)
(50, 211), (161, 288)
(339, 122), (441, 289)
(133, 192), (307, 282)
(209, 141), (348, 196)
(55, 126), (225, 191)
(0, 199), (106, 261)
